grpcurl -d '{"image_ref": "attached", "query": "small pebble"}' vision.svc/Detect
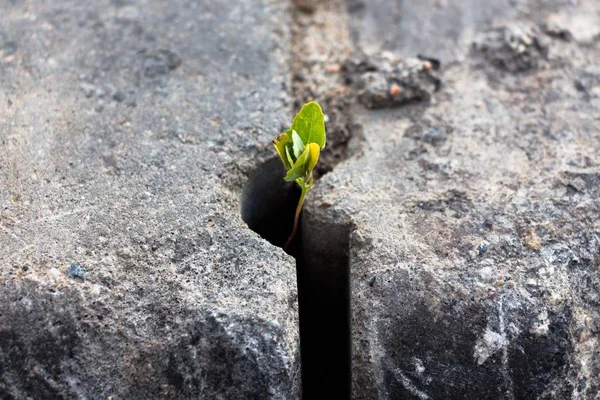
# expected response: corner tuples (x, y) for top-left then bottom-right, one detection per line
(325, 64), (341, 73)
(67, 262), (86, 279)
(389, 84), (402, 97)
(526, 279), (538, 287)
(369, 276), (376, 287)
(479, 266), (493, 282)
(112, 90), (126, 102)
(48, 268), (62, 282)
(90, 284), (102, 297)
(476, 240), (488, 256)
(423, 128), (444, 145)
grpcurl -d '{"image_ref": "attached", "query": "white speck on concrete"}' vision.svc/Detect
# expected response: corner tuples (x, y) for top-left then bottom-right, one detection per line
(479, 266), (493, 282)
(414, 358), (425, 376)
(474, 329), (508, 365)
(532, 309), (550, 337)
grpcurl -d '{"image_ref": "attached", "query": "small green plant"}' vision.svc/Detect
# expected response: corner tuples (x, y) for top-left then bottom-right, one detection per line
(273, 101), (326, 250)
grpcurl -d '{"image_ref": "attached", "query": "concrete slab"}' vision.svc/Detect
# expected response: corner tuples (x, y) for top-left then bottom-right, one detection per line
(304, 0), (600, 398)
(0, 0), (299, 398)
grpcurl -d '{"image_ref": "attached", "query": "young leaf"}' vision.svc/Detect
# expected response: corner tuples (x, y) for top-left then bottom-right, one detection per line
(284, 146), (311, 182)
(272, 101), (327, 250)
(291, 130), (305, 159)
(285, 144), (295, 168)
(273, 133), (293, 170)
(291, 101), (326, 150)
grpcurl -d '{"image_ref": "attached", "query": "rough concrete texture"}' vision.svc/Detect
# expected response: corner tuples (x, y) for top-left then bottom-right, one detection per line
(0, 0), (300, 399)
(4, 0), (600, 398)
(304, 0), (600, 398)
(347, 54), (441, 109)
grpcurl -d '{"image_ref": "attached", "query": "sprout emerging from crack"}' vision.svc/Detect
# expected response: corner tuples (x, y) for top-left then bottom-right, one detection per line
(273, 101), (326, 250)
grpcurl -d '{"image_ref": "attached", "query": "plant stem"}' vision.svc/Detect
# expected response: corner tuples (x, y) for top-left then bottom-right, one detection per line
(284, 178), (311, 251)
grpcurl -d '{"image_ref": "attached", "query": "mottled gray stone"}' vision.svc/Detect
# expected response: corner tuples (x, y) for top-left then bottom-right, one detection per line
(346, 55), (440, 109)
(304, 0), (600, 399)
(5, 0), (600, 398)
(473, 24), (548, 73)
(0, 0), (298, 399)
(66, 262), (86, 279)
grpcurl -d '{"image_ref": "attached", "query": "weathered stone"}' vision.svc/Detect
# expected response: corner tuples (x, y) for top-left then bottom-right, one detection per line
(346, 0), (539, 63)
(0, 0), (299, 399)
(303, 0), (600, 398)
(473, 24), (548, 73)
(4, 0), (600, 398)
(348, 54), (441, 109)
(66, 262), (86, 279)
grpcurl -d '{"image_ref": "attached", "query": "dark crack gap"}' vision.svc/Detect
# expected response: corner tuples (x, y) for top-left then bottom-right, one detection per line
(241, 158), (351, 400)
(242, 0), (359, 398)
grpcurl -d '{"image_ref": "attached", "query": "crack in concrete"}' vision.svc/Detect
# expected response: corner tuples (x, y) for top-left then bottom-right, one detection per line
(290, 0), (360, 178)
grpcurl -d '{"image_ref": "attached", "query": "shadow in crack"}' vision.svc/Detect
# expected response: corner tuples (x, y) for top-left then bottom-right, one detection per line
(241, 158), (301, 250)
(298, 215), (351, 400)
(241, 158), (351, 400)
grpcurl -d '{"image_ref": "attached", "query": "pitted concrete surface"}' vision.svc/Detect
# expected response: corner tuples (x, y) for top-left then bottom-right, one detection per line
(2, 0), (600, 399)
(0, 1), (299, 399)
(305, 0), (600, 398)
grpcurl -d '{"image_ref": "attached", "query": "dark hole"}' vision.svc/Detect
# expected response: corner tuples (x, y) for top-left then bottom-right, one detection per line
(241, 158), (301, 250)
(296, 232), (350, 400)
(241, 158), (351, 400)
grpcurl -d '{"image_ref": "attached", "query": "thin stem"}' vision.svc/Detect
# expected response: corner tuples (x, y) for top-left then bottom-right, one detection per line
(284, 177), (311, 251)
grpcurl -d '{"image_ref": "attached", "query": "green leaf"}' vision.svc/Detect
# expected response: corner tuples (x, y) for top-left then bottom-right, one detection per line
(291, 101), (326, 149)
(272, 133), (293, 170)
(291, 130), (305, 159)
(272, 101), (326, 250)
(285, 144), (295, 168)
(284, 146), (311, 182)
(283, 142), (321, 182)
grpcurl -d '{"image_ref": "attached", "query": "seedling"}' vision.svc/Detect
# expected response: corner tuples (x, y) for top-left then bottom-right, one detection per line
(273, 101), (326, 250)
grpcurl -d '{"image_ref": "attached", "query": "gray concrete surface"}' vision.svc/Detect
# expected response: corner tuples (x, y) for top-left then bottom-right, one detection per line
(0, 0), (299, 398)
(3, 0), (600, 399)
(304, 0), (600, 398)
